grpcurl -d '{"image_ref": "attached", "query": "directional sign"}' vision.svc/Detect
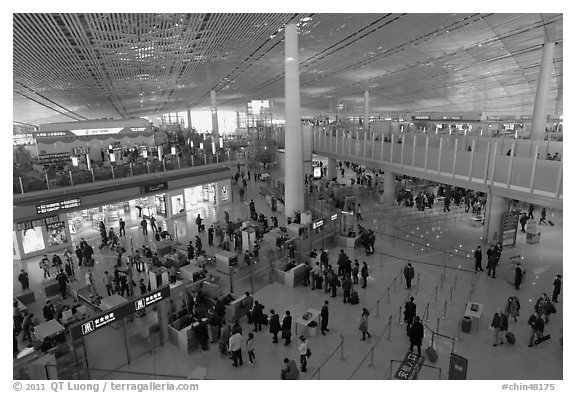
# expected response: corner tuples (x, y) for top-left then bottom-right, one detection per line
(394, 352), (424, 380)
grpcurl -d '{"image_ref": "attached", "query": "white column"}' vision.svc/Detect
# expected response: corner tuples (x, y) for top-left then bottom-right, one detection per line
(211, 90), (220, 139)
(482, 194), (508, 244)
(327, 157), (337, 179)
(364, 90), (369, 130)
(283, 24), (304, 217)
(530, 40), (555, 140)
(382, 171), (396, 204)
(187, 108), (192, 130)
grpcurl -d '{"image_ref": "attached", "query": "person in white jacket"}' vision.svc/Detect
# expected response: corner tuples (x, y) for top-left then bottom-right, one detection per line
(298, 335), (310, 372)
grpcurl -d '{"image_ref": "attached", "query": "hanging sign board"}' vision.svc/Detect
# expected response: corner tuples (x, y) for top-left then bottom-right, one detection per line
(36, 198), (81, 214)
(141, 182), (168, 194)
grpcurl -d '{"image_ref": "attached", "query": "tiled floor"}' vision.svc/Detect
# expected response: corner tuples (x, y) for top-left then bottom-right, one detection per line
(13, 164), (563, 380)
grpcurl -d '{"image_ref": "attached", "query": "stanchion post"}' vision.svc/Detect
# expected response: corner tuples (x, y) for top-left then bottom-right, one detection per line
(376, 300), (380, 318)
(416, 273), (420, 294)
(436, 317), (440, 335)
(69, 170), (74, 186)
(450, 286), (454, 304)
(368, 347), (375, 368)
(453, 276), (457, 292)
(434, 285), (438, 302)
(340, 334), (345, 360)
(442, 301), (447, 319)
(456, 319), (462, 341)
(431, 332), (435, 347)
(386, 287), (390, 304)
(424, 303), (430, 321)
(394, 277), (397, 293)
(387, 316), (392, 341)
(398, 307), (402, 324)
(19, 176), (24, 194)
(451, 337), (455, 353)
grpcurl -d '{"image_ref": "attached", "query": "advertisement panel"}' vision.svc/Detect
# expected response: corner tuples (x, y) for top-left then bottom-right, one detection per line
(21, 226), (45, 254)
(46, 221), (68, 247)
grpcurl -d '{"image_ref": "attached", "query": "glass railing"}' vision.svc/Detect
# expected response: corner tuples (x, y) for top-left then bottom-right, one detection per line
(314, 132), (562, 198)
(14, 149), (242, 195)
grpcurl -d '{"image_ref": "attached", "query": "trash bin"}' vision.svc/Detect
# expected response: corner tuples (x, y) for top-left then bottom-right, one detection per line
(307, 321), (318, 337)
(461, 316), (472, 333)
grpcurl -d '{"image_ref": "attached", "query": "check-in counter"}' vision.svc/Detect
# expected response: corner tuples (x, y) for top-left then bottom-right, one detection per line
(220, 293), (252, 323)
(275, 262), (307, 288)
(336, 235), (361, 248)
(168, 315), (200, 352)
(215, 251), (238, 274)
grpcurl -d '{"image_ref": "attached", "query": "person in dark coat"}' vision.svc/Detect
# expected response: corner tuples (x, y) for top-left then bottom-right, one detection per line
(269, 309), (281, 343)
(17, 269), (29, 291)
(474, 246), (484, 272)
(281, 311), (292, 345)
(42, 300), (56, 321)
(56, 269), (69, 299)
(320, 301), (329, 335)
(281, 358), (299, 380)
(514, 264), (523, 290)
(404, 297), (417, 334)
(552, 275), (562, 303)
(409, 316), (424, 356)
(251, 301), (264, 332)
(194, 319), (210, 350)
(361, 262), (369, 288)
(342, 275), (353, 303)
(403, 263), (415, 289)
(486, 245), (498, 278)
(519, 213), (528, 233)
(528, 311), (545, 347)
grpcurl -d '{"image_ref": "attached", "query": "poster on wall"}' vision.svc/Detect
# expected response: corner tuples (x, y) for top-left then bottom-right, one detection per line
(46, 221), (68, 247)
(171, 194), (185, 215)
(21, 226), (45, 254)
(155, 194), (167, 216)
(220, 184), (229, 203)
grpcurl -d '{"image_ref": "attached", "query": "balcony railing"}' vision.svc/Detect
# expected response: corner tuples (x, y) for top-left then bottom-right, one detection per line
(314, 129), (562, 200)
(14, 149), (242, 195)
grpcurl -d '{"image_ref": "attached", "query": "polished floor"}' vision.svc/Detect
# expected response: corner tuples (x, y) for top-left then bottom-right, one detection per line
(13, 165), (563, 380)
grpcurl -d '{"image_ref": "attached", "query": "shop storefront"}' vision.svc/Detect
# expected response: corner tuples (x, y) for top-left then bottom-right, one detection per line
(184, 179), (231, 210)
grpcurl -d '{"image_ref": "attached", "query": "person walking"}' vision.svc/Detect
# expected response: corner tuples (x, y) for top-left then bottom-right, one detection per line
(229, 330), (243, 367)
(298, 335), (310, 372)
(149, 215), (158, 233)
(86, 270), (96, 294)
(320, 301), (330, 335)
(409, 316), (424, 356)
(514, 264), (523, 290)
(140, 218), (148, 236)
(528, 311), (545, 347)
(195, 214), (203, 232)
(474, 246), (484, 272)
(281, 358), (300, 380)
(269, 309), (281, 343)
(486, 245), (498, 278)
(21, 313), (35, 343)
(504, 296), (521, 323)
(251, 300), (264, 332)
(361, 262), (369, 288)
(208, 226), (214, 247)
(17, 269), (29, 291)
(139, 278), (147, 295)
(491, 309), (508, 346)
(356, 204), (363, 221)
(403, 263), (415, 289)
(56, 269), (69, 299)
(552, 275), (562, 303)
(528, 203), (535, 219)
(539, 208), (547, 225)
(404, 297), (417, 334)
(281, 311), (292, 345)
(119, 218), (126, 237)
(519, 213), (528, 233)
(103, 271), (114, 296)
(312, 262), (322, 290)
(247, 332), (256, 365)
(359, 308), (372, 340)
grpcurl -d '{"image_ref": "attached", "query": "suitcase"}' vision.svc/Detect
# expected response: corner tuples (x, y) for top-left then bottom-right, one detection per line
(155, 233), (161, 242)
(425, 346), (438, 362)
(86, 258), (95, 267)
(505, 332), (516, 344)
(349, 289), (359, 304)
(461, 316), (472, 333)
(535, 334), (550, 345)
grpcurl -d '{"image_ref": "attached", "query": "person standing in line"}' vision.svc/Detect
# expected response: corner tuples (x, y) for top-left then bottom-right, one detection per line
(208, 225), (214, 247)
(247, 332), (256, 365)
(528, 203), (535, 219)
(342, 275), (353, 303)
(356, 204), (363, 221)
(486, 245), (498, 278)
(13, 301), (23, 336)
(281, 311), (292, 345)
(528, 311), (545, 347)
(281, 358), (300, 380)
(491, 309), (508, 346)
(359, 308), (372, 340)
(404, 297), (417, 334)
(403, 263), (415, 289)
(133, 250), (143, 272)
(320, 301), (330, 335)
(352, 260), (360, 284)
(552, 275), (562, 303)
(269, 309), (281, 343)
(409, 316), (424, 356)
(75, 245), (84, 267)
(539, 208), (547, 225)
(251, 300), (264, 332)
(103, 271), (113, 296)
(474, 246), (484, 272)
(140, 218), (148, 236)
(361, 262), (369, 288)
(229, 330), (243, 367)
(312, 262), (322, 290)
(196, 214), (203, 232)
(298, 335), (310, 372)
(17, 269), (29, 291)
(514, 264), (523, 290)
(21, 313), (35, 343)
(119, 218), (126, 237)
(42, 300), (56, 321)
(169, 265), (177, 284)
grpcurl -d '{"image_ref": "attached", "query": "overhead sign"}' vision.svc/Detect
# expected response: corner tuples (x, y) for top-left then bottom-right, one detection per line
(70, 128), (124, 136)
(413, 116), (430, 120)
(442, 116), (462, 121)
(16, 215), (60, 231)
(501, 211), (520, 247)
(36, 198), (81, 214)
(70, 285), (171, 339)
(394, 351), (425, 380)
(312, 220), (324, 229)
(331, 214), (338, 221)
(142, 182), (169, 194)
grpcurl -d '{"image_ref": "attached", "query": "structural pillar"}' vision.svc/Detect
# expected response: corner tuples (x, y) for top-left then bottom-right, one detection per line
(364, 90), (369, 130)
(530, 40), (555, 140)
(382, 171), (396, 204)
(284, 24), (305, 218)
(327, 157), (337, 179)
(187, 108), (192, 130)
(210, 90), (220, 139)
(482, 193), (508, 244)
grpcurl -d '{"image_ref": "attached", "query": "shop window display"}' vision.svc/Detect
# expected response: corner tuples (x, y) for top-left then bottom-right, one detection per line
(46, 221), (68, 247)
(21, 226), (45, 254)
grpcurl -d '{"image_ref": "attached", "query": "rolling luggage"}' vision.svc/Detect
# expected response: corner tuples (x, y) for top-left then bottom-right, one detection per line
(349, 289), (359, 304)
(425, 346), (438, 363)
(461, 316), (472, 333)
(505, 332), (516, 344)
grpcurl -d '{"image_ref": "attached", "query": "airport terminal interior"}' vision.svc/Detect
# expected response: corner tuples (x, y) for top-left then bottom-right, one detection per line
(12, 13), (563, 381)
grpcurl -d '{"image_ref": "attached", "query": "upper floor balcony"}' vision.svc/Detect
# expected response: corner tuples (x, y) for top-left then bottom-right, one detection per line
(313, 128), (562, 209)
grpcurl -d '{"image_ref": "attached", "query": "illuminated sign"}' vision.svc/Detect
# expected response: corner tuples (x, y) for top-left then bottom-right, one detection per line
(312, 220), (324, 229)
(130, 127), (147, 132)
(36, 199), (81, 214)
(331, 214), (338, 221)
(413, 116), (430, 120)
(70, 285), (171, 339)
(17, 216), (60, 231)
(142, 182), (168, 194)
(442, 116), (462, 121)
(70, 128), (124, 136)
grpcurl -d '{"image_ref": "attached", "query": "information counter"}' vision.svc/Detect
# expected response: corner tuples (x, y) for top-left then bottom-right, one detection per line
(295, 308), (321, 337)
(463, 302), (484, 332)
